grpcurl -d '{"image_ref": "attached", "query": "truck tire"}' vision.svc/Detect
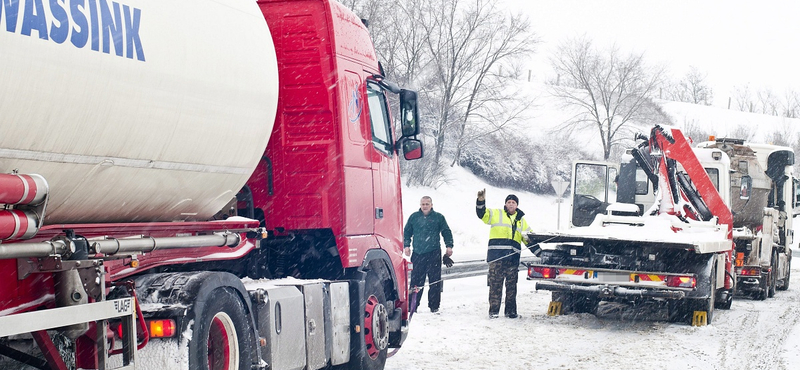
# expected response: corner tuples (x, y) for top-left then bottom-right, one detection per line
(695, 265), (717, 324)
(188, 288), (254, 370)
(778, 260), (791, 291)
(667, 300), (690, 323)
(768, 251), (778, 298)
(347, 272), (389, 370)
(756, 279), (768, 301)
(552, 292), (598, 315)
(715, 289), (733, 310)
(670, 267), (716, 325)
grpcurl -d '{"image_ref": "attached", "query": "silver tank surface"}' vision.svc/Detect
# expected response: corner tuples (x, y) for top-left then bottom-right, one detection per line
(0, 0), (278, 224)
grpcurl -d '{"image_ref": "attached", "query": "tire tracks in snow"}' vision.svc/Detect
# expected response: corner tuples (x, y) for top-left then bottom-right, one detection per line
(715, 260), (800, 370)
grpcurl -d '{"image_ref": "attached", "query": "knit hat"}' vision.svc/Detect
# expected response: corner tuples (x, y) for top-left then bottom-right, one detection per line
(505, 194), (519, 204)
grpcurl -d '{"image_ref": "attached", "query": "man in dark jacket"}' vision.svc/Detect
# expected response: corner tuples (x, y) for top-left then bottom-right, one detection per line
(404, 196), (454, 314)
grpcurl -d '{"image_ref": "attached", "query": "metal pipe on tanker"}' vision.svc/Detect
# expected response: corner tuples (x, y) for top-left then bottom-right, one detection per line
(90, 233), (242, 255)
(0, 233), (240, 259)
(0, 239), (72, 259)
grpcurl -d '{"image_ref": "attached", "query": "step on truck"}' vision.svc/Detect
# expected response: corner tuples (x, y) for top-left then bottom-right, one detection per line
(0, 0), (422, 369)
(526, 125), (736, 326)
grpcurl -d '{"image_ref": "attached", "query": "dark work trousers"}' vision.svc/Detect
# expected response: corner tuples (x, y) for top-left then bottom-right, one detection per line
(409, 250), (443, 312)
(487, 257), (519, 316)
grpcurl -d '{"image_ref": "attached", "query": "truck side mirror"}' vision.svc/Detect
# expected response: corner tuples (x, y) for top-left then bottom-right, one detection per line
(740, 175), (752, 200)
(400, 89), (419, 137)
(402, 139), (423, 160)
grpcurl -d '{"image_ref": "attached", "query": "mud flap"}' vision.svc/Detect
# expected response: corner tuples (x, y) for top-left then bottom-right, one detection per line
(692, 311), (708, 327)
(547, 301), (563, 316)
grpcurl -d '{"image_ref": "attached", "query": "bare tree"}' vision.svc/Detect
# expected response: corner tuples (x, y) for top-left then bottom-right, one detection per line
(757, 88), (780, 116)
(549, 37), (666, 160)
(681, 118), (711, 144)
(766, 123), (794, 147)
(781, 89), (800, 118)
(728, 124), (756, 142)
(733, 85), (756, 112)
(417, 0), (536, 169)
(663, 66), (713, 105)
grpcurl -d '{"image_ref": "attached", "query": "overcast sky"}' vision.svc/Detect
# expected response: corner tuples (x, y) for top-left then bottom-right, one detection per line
(506, 0), (800, 107)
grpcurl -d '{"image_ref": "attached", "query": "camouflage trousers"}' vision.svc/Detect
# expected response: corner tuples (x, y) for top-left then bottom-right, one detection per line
(487, 257), (519, 315)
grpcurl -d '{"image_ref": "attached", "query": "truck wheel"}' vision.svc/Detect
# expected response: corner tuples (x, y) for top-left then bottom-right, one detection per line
(188, 288), (254, 370)
(348, 272), (389, 370)
(715, 289), (733, 310)
(778, 261), (791, 291)
(667, 300), (690, 323)
(768, 252), (778, 298)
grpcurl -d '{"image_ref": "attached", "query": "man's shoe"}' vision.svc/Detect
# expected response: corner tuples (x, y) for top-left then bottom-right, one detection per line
(505, 313), (519, 319)
(430, 308), (440, 314)
(489, 313), (499, 319)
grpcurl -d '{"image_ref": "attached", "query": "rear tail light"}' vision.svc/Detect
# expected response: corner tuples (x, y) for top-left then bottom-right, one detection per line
(111, 319), (176, 339)
(529, 266), (557, 279)
(739, 267), (760, 276)
(666, 275), (696, 288)
(149, 320), (177, 338)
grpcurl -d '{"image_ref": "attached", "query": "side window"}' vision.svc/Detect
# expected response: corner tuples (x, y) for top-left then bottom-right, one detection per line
(705, 168), (720, 191)
(367, 83), (393, 155)
(635, 167), (649, 195)
(575, 163), (608, 202)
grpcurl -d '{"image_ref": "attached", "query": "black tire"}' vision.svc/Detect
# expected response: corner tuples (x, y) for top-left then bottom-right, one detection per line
(671, 266), (716, 325)
(701, 267), (716, 324)
(667, 300), (690, 323)
(347, 272), (389, 370)
(715, 289), (733, 310)
(756, 282), (768, 301)
(551, 292), (597, 315)
(768, 251), (778, 298)
(188, 288), (254, 370)
(778, 258), (791, 291)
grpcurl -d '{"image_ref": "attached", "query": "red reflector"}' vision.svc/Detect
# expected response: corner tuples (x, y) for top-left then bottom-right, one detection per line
(666, 275), (696, 288)
(739, 267), (760, 276)
(531, 267), (557, 279)
(149, 319), (177, 338)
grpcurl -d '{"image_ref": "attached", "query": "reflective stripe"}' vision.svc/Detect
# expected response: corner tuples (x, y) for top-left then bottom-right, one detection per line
(488, 245), (516, 250)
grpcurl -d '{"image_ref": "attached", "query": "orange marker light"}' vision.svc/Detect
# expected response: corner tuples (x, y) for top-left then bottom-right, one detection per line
(149, 319), (177, 338)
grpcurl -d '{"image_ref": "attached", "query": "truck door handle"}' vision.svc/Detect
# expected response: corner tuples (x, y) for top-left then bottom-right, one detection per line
(375, 208), (384, 219)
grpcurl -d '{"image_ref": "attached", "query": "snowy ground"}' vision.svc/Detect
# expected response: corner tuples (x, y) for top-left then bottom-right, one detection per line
(385, 258), (800, 370)
(392, 166), (800, 370)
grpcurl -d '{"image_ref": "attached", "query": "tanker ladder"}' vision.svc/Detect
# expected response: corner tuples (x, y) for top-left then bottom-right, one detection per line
(0, 297), (138, 370)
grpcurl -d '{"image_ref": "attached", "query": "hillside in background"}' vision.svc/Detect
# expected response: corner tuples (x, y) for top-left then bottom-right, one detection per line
(453, 80), (800, 195)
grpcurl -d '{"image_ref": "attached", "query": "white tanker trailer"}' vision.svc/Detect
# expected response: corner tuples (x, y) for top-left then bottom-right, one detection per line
(0, 0), (278, 224)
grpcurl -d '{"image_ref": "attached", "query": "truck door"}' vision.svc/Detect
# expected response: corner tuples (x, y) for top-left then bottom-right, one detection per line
(570, 161), (618, 227)
(366, 82), (402, 242)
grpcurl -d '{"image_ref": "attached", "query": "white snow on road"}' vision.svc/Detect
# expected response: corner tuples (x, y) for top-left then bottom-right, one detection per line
(386, 260), (800, 370)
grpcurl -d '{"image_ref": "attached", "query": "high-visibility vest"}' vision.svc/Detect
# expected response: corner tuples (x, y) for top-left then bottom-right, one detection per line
(481, 208), (531, 262)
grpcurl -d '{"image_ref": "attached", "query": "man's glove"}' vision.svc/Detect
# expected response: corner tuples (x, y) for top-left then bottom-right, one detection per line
(477, 189), (486, 201)
(442, 255), (454, 268)
(528, 245), (542, 257)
